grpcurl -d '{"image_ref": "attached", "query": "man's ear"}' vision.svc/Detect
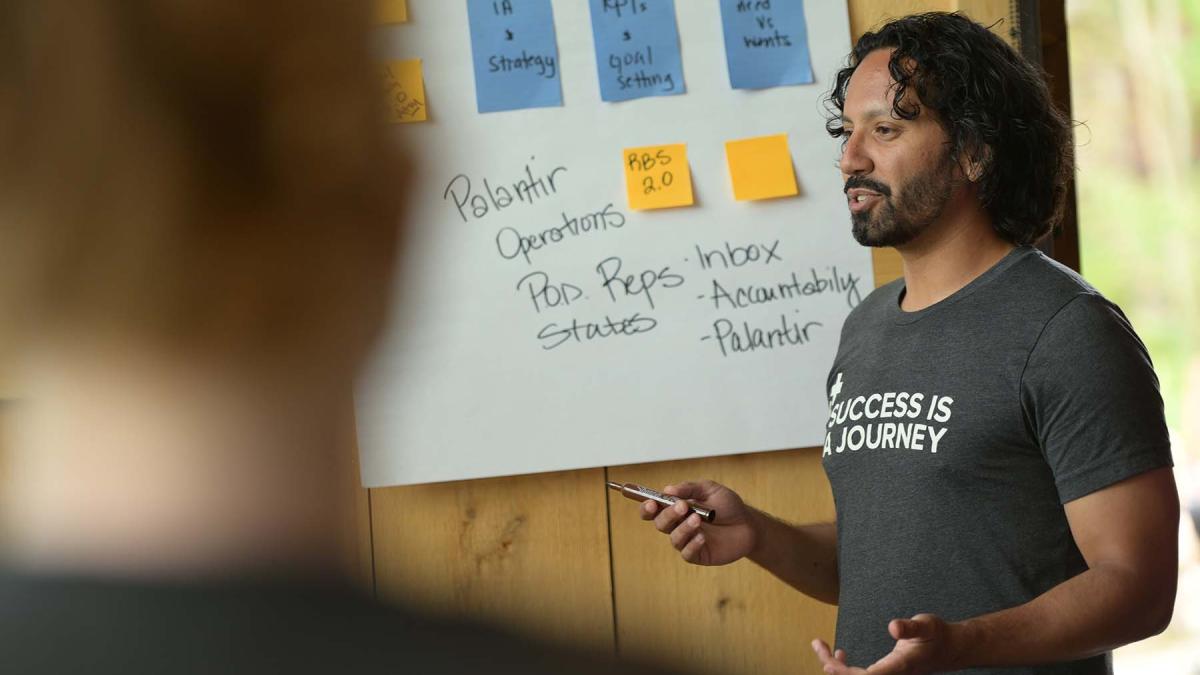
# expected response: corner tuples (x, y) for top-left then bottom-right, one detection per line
(959, 144), (992, 183)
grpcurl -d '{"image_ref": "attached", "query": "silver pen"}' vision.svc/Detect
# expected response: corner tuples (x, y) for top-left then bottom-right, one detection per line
(607, 480), (716, 523)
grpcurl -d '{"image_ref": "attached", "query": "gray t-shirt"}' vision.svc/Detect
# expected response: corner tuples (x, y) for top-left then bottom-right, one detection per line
(821, 246), (1173, 674)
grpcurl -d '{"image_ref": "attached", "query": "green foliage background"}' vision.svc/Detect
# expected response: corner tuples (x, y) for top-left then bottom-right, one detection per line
(1069, 0), (1199, 453)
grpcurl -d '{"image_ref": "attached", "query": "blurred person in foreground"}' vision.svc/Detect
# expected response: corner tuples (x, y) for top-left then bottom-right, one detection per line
(0, 2), (643, 673)
(638, 13), (1179, 675)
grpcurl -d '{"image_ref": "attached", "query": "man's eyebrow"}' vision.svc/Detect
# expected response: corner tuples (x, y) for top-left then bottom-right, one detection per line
(841, 107), (897, 124)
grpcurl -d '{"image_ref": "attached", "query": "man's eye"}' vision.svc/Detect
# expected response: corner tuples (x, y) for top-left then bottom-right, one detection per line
(876, 126), (895, 137)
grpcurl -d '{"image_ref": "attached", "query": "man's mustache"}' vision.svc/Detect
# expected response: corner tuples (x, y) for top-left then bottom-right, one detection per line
(844, 176), (892, 197)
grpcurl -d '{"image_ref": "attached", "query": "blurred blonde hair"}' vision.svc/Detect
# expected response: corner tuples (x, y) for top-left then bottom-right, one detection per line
(0, 0), (402, 372)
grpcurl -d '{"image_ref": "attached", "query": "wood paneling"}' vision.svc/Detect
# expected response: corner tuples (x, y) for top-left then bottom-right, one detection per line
(849, 0), (956, 36)
(849, 1), (1013, 46)
(607, 451), (837, 675)
(1038, 1), (1081, 272)
(370, 467), (616, 653)
(960, 0), (1019, 45)
(872, 247), (904, 287)
(340, 405), (376, 590)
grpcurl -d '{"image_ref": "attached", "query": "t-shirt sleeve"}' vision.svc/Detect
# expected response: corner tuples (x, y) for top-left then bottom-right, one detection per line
(1020, 292), (1173, 504)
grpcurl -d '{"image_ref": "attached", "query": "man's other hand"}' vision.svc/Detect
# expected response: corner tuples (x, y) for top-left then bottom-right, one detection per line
(812, 613), (969, 674)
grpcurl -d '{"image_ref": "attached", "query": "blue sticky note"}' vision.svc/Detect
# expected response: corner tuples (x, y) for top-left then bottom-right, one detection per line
(466, 0), (563, 113)
(719, 0), (815, 89)
(588, 0), (685, 102)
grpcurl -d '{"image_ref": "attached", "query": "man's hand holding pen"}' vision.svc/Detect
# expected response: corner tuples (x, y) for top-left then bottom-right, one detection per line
(639, 480), (758, 566)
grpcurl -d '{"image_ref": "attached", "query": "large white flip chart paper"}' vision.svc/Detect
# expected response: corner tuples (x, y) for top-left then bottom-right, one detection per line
(358, 1), (873, 487)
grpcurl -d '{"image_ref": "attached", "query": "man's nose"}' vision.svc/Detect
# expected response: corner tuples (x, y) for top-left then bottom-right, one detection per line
(838, 131), (873, 176)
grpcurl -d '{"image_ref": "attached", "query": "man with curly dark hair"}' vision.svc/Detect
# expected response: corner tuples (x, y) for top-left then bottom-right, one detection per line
(639, 12), (1178, 674)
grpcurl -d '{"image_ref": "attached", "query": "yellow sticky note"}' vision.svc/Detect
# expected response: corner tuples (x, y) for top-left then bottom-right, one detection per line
(725, 134), (799, 201)
(623, 144), (694, 210)
(376, 0), (408, 24)
(383, 59), (427, 123)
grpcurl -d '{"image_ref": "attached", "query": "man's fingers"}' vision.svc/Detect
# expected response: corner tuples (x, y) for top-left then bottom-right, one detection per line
(653, 499), (690, 534)
(662, 481), (706, 499)
(889, 615), (935, 641)
(640, 500), (659, 520)
(670, 513), (703, 551)
(679, 531), (705, 563)
(812, 640), (857, 675)
(865, 651), (906, 674)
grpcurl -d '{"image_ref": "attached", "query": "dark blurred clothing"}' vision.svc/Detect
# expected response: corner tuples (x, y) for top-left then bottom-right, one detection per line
(0, 572), (628, 674)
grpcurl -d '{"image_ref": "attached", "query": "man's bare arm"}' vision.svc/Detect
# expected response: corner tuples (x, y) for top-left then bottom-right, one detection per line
(642, 480), (840, 605)
(747, 509), (840, 606)
(951, 467), (1179, 669)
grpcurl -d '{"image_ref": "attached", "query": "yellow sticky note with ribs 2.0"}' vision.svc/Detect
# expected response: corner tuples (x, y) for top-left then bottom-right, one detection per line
(622, 144), (694, 211)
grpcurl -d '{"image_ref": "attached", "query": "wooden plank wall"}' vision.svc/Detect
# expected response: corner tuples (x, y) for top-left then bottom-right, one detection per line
(362, 4), (1018, 675)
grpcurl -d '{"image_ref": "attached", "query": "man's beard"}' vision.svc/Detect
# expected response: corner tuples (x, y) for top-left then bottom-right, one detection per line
(849, 151), (956, 248)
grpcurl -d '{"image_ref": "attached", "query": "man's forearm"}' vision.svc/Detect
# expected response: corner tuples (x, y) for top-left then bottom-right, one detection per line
(951, 562), (1174, 670)
(745, 508), (839, 605)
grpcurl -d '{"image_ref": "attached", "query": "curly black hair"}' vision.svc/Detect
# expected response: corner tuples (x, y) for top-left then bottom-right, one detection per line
(825, 12), (1072, 246)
